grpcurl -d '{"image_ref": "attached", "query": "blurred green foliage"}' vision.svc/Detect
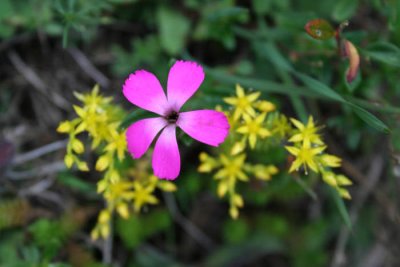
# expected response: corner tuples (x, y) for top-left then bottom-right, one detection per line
(1, 0), (399, 266)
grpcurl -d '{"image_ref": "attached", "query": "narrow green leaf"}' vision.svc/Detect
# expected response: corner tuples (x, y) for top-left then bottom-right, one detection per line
(293, 72), (389, 132)
(257, 42), (293, 72)
(363, 42), (400, 67)
(293, 72), (345, 102)
(205, 68), (319, 98)
(348, 103), (390, 133)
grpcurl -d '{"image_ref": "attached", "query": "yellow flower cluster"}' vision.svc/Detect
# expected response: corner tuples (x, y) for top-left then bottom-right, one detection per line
(199, 85), (279, 219)
(57, 85), (176, 240)
(199, 84), (352, 219)
(285, 116), (352, 199)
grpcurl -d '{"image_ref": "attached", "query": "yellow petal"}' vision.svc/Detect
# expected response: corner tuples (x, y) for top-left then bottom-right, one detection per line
(290, 118), (304, 130)
(236, 84), (245, 97)
(249, 134), (257, 149)
(285, 146), (300, 156)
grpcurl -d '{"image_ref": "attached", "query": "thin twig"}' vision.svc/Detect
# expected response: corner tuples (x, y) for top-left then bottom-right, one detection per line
(68, 47), (110, 88)
(102, 204), (113, 265)
(7, 50), (69, 110)
(12, 139), (68, 166)
(163, 192), (216, 251)
(330, 155), (385, 267)
(6, 161), (66, 180)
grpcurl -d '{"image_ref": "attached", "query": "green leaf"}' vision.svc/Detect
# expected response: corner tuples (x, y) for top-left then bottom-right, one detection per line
(116, 210), (171, 249)
(363, 42), (400, 67)
(57, 171), (97, 196)
(120, 108), (154, 129)
(348, 103), (390, 133)
(329, 187), (352, 229)
(205, 68), (319, 98)
(293, 72), (389, 132)
(332, 0), (358, 22)
(116, 215), (143, 249)
(258, 42), (293, 72)
(304, 19), (336, 40)
(157, 7), (190, 55)
(293, 72), (345, 102)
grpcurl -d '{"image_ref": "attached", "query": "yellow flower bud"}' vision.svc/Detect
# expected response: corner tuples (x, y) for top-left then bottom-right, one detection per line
(255, 100), (276, 113)
(338, 188), (351, 199)
(231, 142), (246, 155)
(233, 194), (244, 207)
(57, 121), (71, 133)
(100, 224), (110, 239)
(336, 175), (352, 186)
(229, 206), (239, 219)
(99, 210), (110, 223)
(71, 139), (84, 154)
(117, 203), (130, 219)
(77, 161), (89, 171)
(97, 180), (108, 193)
(91, 229), (99, 240)
(217, 182), (228, 197)
(64, 154), (74, 168)
(322, 172), (337, 187)
(96, 154), (110, 171)
(157, 181), (177, 192)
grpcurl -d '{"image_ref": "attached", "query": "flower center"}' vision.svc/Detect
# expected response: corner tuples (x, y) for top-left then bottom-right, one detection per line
(166, 111), (179, 123)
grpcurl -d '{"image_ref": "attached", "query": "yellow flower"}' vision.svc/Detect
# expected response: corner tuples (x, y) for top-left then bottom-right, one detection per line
(272, 114), (292, 138)
(131, 181), (159, 212)
(215, 154), (248, 181)
(104, 181), (134, 202)
(237, 113), (271, 149)
(223, 84), (260, 121)
(105, 128), (127, 161)
(286, 144), (326, 174)
(74, 85), (112, 111)
(289, 116), (323, 146)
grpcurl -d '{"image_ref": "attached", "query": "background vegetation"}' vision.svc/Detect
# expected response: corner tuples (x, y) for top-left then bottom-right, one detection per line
(1, 0), (400, 266)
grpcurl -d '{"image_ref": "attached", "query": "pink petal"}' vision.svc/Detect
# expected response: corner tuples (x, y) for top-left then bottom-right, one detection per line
(123, 70), (168, 115)
(126, 117), (168, 159)
(152, 125), (180, 180)
(177, 110), (230, 146)
(167, 60), (205, 111)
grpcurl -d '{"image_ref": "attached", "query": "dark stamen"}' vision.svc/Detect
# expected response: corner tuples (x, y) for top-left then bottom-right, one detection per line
(166, 111), (179, 123)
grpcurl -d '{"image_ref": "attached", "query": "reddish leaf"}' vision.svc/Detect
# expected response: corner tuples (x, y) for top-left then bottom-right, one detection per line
(305, 19), (336, 40)
(344, 40), (360, 83)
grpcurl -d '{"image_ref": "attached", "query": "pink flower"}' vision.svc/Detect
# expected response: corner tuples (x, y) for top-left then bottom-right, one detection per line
(123, 60), (230, 180)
